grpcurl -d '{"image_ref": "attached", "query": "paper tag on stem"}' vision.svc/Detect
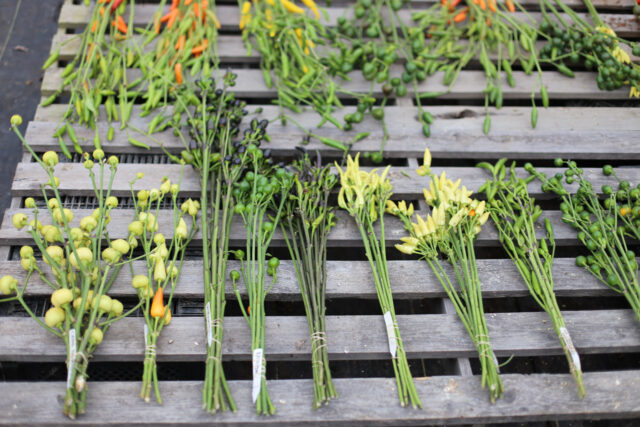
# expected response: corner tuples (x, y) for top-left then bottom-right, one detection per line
(252, 348), (264, 403)
(66, 328), (76, 389)
(144, 324), (149, 346)
(559, 327), (581, 371)
(205, 302), (213, 347)
(383, 311), (397, 358)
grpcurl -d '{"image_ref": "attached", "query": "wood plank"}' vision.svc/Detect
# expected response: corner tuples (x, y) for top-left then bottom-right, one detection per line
(0, 207), (598, 248)
(0, 258), (617, 300)
(29, 105), (640, 160)
(41, 66), (631, 99)
(0, 310), (637, 361)
(9, 162), (635, 200)
(53, 33), (640, 65)
(56, 3), (640, 37)
(53, 33), (257, 62)
(1, 372), (639, 425)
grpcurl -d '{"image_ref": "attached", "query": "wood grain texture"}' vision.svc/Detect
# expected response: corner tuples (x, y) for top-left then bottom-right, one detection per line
(0, 257), (614, 299)
(0, 207), (581, 247)
(9, 162), (632, 199)
(0, 310), (638, 361)
(1, 371), (639, 425)
(28, 105), (640, 159)
(41, 66), (632, 99)
(56, 3), (640, 37)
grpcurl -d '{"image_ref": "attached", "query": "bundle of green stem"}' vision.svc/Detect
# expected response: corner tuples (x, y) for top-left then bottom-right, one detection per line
(3, 117), (136, 418)
(330, 0), (436, 147)
(126, 174), (198, 403)
(43, 0), (136, 132)
(527, 160), (640, 321)
(412, 0), (548, 132)
(537, 0), (640, 97)
(138, 0), (222, 122)
(167, 74), (253, 412)
(281, 153), (338, 409)
(478, 159), (585, 397)
(239, 0), (345, 127)
(390, 149), (503, 403)
(230, 147), (294, 415)
(336, 154), (422, 408)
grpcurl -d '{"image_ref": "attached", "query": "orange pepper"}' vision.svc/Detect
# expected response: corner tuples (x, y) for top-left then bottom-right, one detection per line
(486, 17), (491, 25)
(160, 8), (178, 22)
(488, 0), (496, 12)
(99, 6), (105, 16)
(90, 20), (98, 32)
(506, 0), (515, 12)
(150, 288), (165, 318)
(191, 39), (208, 55)
(193, 2), (200, 18)
(478, 0), (486, 10)
(175, 34), (186, 51)
(114, 15), (128, 34)
(185, 0), (194, 4)
(175, 63), (184, 84)
(167, 9), (179, 28)
(201, 0), (208, 22)
(171, 0), (180, 10)
(453, 9), (467, 22)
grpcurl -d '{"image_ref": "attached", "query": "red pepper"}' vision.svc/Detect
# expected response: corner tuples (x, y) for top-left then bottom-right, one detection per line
(111, 0), (124, 13)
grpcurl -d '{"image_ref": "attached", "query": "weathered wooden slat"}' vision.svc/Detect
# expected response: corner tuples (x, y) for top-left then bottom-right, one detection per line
(53, 33), (640, 66)
(2, 371), (640, 425)
(0, 310), (637, 361)
(9, 161), (633, 200)
(0, 207), (592, 248)
(0, 258), (616, 300)
(318, 0), (634, 7)
(41, 66), (631, 99)
(56, 3), (639, 37)
(53, 33), (256, 62)
(28, 105), (640, 160)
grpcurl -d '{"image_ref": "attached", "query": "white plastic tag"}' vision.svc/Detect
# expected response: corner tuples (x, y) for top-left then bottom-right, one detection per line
(559, 327), (581, 371)
(383, 311), (397, 358)
(66, 328), (77, 389)
(205, 302), (213, 347)
(144, 324), (149, 346)
(252, 348), (264, 403)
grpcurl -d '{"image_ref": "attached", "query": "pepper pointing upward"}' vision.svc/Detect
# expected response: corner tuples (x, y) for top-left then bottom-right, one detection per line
(150, 288), (166, 318)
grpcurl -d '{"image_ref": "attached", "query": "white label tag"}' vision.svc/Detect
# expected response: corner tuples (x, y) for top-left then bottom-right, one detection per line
(383, 311), (397, 358)
(205, 302), (213, 347)
(252, 348), (264, 403)
(144, 324), (149, 346)
(559, 326), (581, 372)
(66, 328), (76, 389)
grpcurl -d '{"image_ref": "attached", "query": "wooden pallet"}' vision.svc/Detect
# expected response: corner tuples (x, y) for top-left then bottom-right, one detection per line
(1, 0), (640, 424)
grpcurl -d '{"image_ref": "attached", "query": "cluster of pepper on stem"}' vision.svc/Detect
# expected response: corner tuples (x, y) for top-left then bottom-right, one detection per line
(126, 172), (199, 404)
(3, 115), (142, 418)
(477, 159), (585, 397)
(389, 149), (503, 403)
(336, 154), (422, 408)
(527, 159), (640, 321)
